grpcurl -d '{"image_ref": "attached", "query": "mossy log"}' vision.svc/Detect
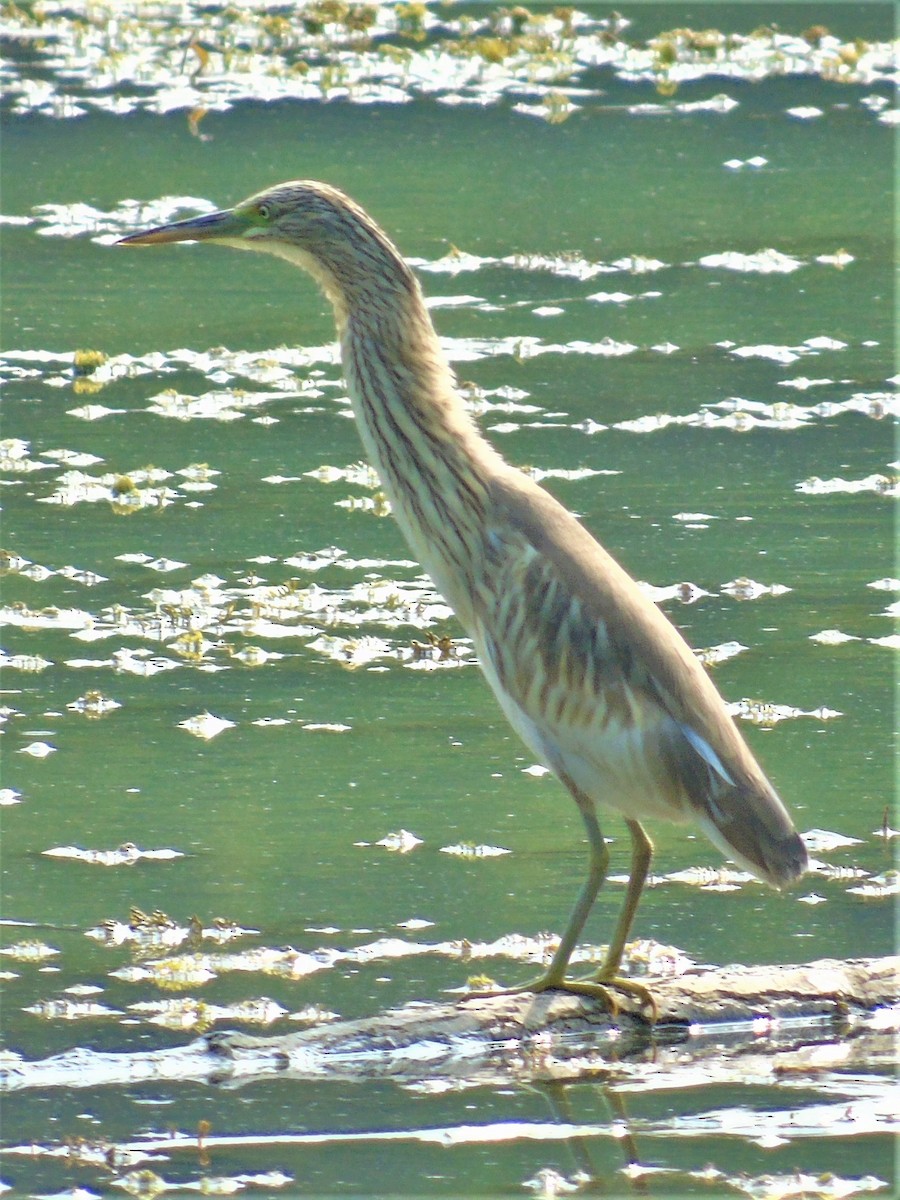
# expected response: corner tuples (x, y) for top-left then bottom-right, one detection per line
(3, 956), (895, 1094)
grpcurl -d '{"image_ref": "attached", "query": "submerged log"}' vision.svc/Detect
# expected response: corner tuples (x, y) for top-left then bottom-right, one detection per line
(3, 956), (896, 1094)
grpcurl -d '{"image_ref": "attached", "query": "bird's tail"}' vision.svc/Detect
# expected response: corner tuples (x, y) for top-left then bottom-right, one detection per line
(697, 786), (809, 887)
(672, 720), (808, 886)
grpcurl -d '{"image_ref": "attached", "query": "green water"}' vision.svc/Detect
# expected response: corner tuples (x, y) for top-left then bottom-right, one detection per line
(1, 3), (896, 1196)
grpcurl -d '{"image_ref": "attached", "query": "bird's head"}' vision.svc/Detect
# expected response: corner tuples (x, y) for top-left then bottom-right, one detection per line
(118, 180), (416, 319)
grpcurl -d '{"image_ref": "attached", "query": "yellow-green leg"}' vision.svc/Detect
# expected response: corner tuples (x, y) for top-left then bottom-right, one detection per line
(587, 818), (658, 1019)
(462, 788), (608, 1001)
(464, 782), (658, 1019)
(535, 790), (610, 989)
(539, 811), (657, 1019)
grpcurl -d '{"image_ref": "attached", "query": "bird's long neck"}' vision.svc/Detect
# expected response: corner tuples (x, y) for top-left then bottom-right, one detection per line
(339, 286), (503, 626)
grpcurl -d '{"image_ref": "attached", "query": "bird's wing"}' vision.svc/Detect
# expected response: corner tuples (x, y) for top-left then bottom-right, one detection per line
(482, 468), (732, 747)
(480, 470), (806, 884)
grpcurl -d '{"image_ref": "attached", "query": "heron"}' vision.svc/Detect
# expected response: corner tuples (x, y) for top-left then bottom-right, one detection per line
(118, 181), (808, 1014)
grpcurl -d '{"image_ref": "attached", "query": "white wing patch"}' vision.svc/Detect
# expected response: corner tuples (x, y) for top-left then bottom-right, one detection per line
(679, 724), (736, 786)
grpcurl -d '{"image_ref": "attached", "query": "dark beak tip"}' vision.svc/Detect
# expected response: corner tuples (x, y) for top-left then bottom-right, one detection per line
(115, 231), (158, 246)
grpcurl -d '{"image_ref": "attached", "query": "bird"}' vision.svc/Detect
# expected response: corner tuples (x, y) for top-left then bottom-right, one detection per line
(118, 181), (808, 1015)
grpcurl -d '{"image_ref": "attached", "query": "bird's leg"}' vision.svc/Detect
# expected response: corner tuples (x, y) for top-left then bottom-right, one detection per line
(465, 782), (623, 1013)
(586, 818), (658, 1019)
(463, 792), (656, 1020)
(536, 793), (609, 989)
(597, 819), (652, 975)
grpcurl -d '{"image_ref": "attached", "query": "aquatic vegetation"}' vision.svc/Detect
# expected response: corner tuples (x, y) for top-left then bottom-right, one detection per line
(22, 997), (124, 1020)
(42, 843), (183, 866)
(727, 700), (843, 728)
(177, 711), (236, 740)
(847, 872), (899, 900)
(88, 911), (250, 948)
(1, 5), (895, 121)
(694, 640), (747, 666)
(797, 473), (899, 497)
(127, 994), (290, 1032)
(439, 841), (512, 858)
(2, 346), (883, 709)
(66, 690), (122, 716)
(0, 940), (59, 962)
(699, 249), (804, 274)
(368, 829), (423, 853)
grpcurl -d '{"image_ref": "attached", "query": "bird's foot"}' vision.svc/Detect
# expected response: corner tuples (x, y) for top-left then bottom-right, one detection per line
(461, 971), (657, 1022)
(583, 972), (659, 1023)
(532, 973), (658, 1022)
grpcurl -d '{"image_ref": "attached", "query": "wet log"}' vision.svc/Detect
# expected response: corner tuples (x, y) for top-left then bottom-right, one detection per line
(201, 953), (897, 1078)
(3, 956), (896, 1094)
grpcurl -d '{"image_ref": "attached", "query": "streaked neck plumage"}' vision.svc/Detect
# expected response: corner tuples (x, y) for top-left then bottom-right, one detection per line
(334, 257), (505, 624)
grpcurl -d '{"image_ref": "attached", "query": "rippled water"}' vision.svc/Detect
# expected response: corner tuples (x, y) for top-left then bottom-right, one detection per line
(1, 4), (897, 1197)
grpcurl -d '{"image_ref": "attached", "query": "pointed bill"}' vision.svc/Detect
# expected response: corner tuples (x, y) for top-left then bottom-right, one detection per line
(117, 208), (249, 246)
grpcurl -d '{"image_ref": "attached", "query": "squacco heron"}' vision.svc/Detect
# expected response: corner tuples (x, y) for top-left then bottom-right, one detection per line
(119, 182), (808, 1014)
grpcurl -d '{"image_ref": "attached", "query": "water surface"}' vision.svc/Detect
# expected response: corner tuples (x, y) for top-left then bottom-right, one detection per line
(1, 3), (896, 1196)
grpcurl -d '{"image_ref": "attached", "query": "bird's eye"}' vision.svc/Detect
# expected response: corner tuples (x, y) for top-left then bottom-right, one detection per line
(257, 203), (271, 220)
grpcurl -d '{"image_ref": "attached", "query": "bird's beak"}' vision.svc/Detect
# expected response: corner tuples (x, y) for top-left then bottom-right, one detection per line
(117, 207), (250, 246)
